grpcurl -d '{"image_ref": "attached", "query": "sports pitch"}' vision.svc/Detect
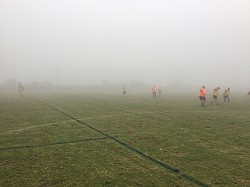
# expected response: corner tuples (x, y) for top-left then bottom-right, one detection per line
(0, 93), (249, 186)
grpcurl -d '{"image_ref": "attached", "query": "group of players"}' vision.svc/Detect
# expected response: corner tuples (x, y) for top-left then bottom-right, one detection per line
(124, 84), (250, 102)
(151, 84), (163, 98)
(17, 82), (250, 102)
(199, 86), (250, 107)
(123, 85), (163, 98)
(125, 84), (250, 107)
(199, 86), (231, 107)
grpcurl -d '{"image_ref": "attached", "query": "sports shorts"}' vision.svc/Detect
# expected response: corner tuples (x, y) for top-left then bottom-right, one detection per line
(199, 96), (206, 100)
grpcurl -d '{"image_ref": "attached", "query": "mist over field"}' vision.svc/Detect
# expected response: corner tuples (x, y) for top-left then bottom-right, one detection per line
(0, 0), (250, 92)
(1, 2), (250, 185)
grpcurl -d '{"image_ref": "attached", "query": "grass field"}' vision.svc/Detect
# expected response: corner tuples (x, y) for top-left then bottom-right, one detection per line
(0, 93), (250, 187)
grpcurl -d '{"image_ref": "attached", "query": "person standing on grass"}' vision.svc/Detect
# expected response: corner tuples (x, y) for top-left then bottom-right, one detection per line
(199, 85), (206, 107)
(18, 82), (24, 97)
(211, 87), (220, 105)
(152, 84), (157, 98)
(123, 86), (127, 95)
(158, 86), (163, 96)
(247, 90), (250, 96)
(223, 87), (230, 103)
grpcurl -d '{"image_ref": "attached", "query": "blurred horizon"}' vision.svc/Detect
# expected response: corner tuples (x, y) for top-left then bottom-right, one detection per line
(1, 0), (249, 90)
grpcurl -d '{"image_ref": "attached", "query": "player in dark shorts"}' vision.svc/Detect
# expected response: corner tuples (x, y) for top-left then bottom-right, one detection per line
(199, 86), (206, 107)
(211, 87), (220, 105)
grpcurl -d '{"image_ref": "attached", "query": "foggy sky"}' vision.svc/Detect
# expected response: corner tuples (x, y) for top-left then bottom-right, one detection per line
(0, 0), (250, 89)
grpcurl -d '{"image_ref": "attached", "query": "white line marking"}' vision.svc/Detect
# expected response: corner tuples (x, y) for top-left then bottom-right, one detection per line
(0, 119), (74, 135)
(81, 112), (158, 120)
(0, 112), (158, 135)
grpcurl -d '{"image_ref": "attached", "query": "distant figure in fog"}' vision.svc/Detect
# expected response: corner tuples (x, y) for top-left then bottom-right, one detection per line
(211, 87), (220, 105)
(152, 84), (157, 98)
(18, 82), (24, 97)
(123, 86), (126, 95)
(223, 87), (230, 103)
(199, 86), (206, 107)
(247, 90), (250, 96)
(158, 86), (163, 96)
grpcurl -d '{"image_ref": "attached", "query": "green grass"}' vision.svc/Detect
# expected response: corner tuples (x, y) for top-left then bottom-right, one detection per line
(0, 93), (249, 186)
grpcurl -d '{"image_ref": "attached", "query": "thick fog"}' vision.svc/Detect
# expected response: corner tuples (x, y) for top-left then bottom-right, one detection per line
(0, 0), (250, 91)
